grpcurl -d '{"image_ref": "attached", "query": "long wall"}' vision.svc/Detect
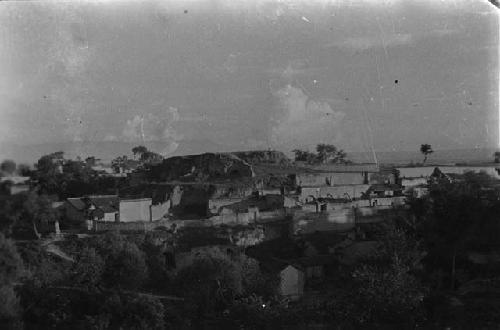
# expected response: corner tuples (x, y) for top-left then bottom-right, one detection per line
(151, 201), (170, 221)
(300, 185), (370, 202)
(296, 172), (366, 187)
(397, 166), (500, 179)
(119, 198), (152, 222)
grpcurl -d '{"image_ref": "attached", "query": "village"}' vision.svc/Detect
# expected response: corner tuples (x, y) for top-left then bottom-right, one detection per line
(3, 146), (500, 305)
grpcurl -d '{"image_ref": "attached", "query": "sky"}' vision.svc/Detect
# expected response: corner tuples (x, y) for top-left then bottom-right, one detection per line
(0, 0), (498, 159)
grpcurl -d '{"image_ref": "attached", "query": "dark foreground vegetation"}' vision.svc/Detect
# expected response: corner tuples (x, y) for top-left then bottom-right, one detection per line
(1, 152), (500, 329)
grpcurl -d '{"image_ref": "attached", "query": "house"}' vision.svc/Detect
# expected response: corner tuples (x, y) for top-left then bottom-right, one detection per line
(0, 176), (30, 195)
(66, 195), (119, 227)
(369, 167), (397, 184)
(409, 185), (429, 198)
(119, 198), (153, 222)
(278, 255), (338, 300)
(208, 197), (244, 215)
(65, 195), (167, 230)
(299, 184), (371, 202)
(280, 264), (305, 300)
(396, 165), (500, 181)
(401, 177), (428, 192)
(367, 184), (403, 197)
(294, 164), (379, 187)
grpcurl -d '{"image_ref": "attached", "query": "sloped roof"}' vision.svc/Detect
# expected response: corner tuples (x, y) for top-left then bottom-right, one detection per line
(0, 176), (30, 184)
(88, 195), (118, 213)
(66, 195), (119, 213)
(66, 198), (86, 211)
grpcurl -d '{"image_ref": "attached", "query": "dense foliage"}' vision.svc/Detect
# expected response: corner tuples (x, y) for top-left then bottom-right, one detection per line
(293, 144), (349, 164)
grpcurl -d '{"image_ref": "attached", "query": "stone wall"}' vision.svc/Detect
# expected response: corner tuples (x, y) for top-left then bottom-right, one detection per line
(299, 185), (370, 202)
(119, 198), (152, 222)
(151, 201), (171, 221)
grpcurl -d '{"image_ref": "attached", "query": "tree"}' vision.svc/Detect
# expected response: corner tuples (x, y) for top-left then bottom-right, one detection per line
(104, 292), (165, 330)
(16, 164), (31, 177)
(0, 234), (23, 325)
(20, 192), (59, 239)
(239, 255), (279, 299)
(140, 151), (163, 164)
(1, 160), (16, 175)
(33, 152), (66, 196)
(111, 155), (128, 173)
(348, 256), (426, 326)
(494, 151), (500, 163)
(316, 143), (347, 164)
(84, 156), (99, 167)
(102, 241), (148, 290)
(175, 250), (242, 320)
(335, 221), (427, 327)
(413, 174), (500, 290)
(132, 146), (148, 160)
(293, 144), (348, 164)
(292, 149), (317, 163)
(71, 247), (104, 292)
(420, 144), (434, 165)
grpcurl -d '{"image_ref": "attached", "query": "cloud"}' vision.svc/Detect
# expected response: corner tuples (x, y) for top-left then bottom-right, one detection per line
(429, 28), (458, 37)
(270, 84), (345, 150)
(122, 106), (183, 155)
(103, 134), (118, 142)
(326, 33), (413, 51)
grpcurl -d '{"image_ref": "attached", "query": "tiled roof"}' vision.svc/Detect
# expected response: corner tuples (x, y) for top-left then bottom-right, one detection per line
(66, 198), (86, 211)
(66, 195), (119, 213)
(88, 195), (118, 213)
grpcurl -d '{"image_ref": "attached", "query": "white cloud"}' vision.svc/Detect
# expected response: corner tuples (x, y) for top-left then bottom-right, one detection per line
(326, 33), (413, 51)
(121, 106), (183, 155)
(271, 84), (345, 150)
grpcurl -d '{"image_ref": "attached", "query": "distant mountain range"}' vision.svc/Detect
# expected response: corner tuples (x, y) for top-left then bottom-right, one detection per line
(0, 140), (498, 167)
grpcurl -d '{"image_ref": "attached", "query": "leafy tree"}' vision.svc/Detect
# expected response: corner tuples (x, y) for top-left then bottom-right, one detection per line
(16, 164), (31, 177)
(239, 255), (279, 299)
(19, 192), (58, 239)
(111, 155), (128, 173)
(293, 144), (348, 164)
(0, 234), (23, 284)
(292, 149), (317, 163)
(104, 292), (165, 330)
(0, 234), (23, 326)
(102, 241), (148, 290)
(0, 192), (58, 239)
(335, 221), (427, 327)
(316, 143), (347, 164)
(140, 150), (163, 164)
(1, 160), (16, 175)
(84, 156), (98, 167)
(71, 247), (105, 292)
(141, 234), (174, 292)
(132, 146), (148, 159)
(348, 256), (426, 326)
(33, 152), (65, 196)
(420, 144), (434, 165)
(494, 151), (500, 163)
(175, 250), (242, 320)
(35, 152), (64, 174)
(414, 173), (500, 290)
